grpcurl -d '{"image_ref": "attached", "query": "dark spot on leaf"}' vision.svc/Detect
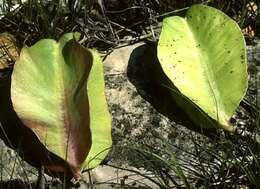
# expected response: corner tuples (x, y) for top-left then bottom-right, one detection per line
(174, 52), (177, 54)
(227, 50), (231, 54)
(178, 60), (182, 63)
(240, 55), (244, 59)
(196, 26), (199, 30)
(230, 71), (233, 74)
(196, 44), (200, 47)
(189, 15), (192, 19)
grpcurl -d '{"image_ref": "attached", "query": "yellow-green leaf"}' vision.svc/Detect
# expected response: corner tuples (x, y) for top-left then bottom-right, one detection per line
(158, 5), (248, 131)
(11, 33), (112, 176)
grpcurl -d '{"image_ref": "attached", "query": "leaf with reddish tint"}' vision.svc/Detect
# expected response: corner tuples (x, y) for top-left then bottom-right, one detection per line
(11, 33), (112, 176)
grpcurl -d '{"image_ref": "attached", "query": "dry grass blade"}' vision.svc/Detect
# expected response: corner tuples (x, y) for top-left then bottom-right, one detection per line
(0, 33), (19, 69)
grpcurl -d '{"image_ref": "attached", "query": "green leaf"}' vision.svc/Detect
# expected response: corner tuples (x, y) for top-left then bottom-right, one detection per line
(158, 5), (248, 131)
(11, 33), (112, 176)
(83, 49), (112, 170)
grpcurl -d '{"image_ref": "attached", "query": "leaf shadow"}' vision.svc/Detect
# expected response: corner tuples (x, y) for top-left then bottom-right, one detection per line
(0, 69), (76, 185)
(126, 42), (217, 138)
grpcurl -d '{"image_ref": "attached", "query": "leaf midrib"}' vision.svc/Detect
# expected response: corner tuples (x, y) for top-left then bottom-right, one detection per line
(55, 42), (71, 160)
(185, 18), (226, 123)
